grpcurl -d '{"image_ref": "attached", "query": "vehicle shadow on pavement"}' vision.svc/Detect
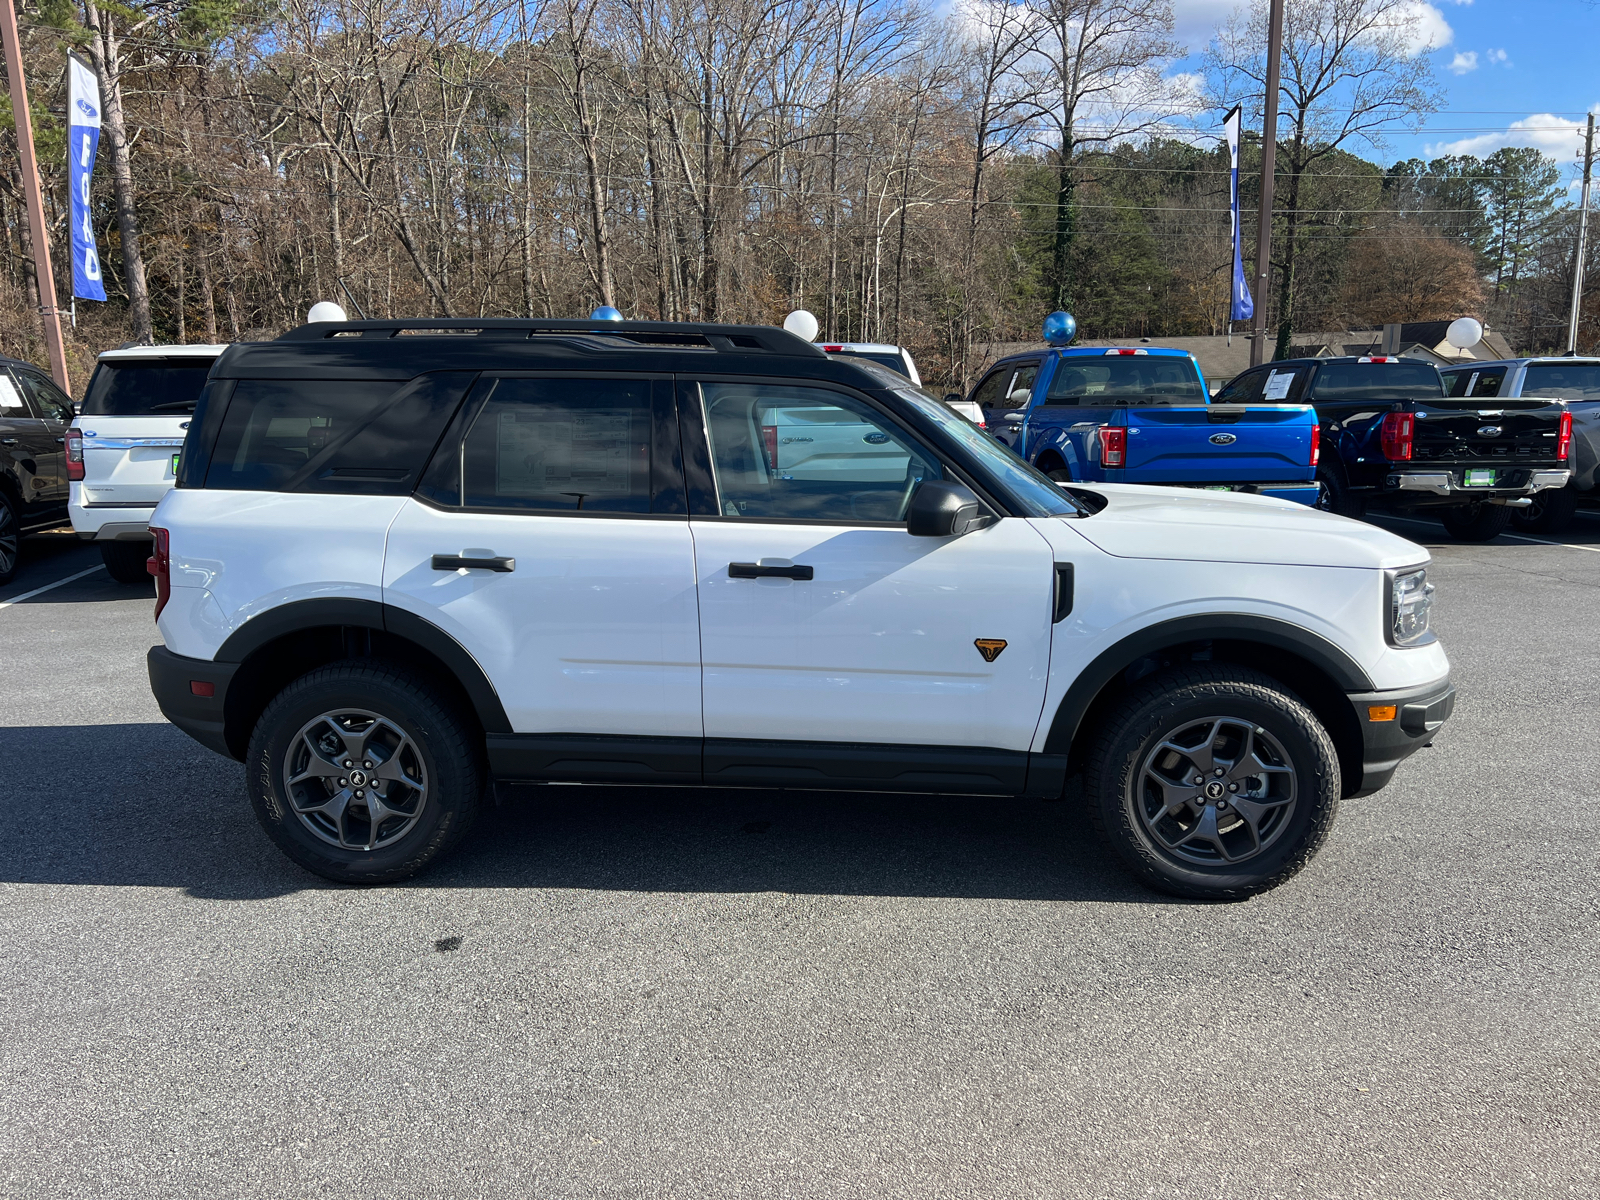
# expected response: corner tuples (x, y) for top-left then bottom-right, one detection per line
(0, 722), (1162, 905)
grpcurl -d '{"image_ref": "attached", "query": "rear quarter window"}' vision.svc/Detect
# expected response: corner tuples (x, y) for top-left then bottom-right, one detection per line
(203, 373), (476, 493)
(82, 359), (216, 415)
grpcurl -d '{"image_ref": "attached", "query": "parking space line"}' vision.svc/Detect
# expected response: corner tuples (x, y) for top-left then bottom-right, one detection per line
(1379, 514), (1600, 554)
(0, 564), (107, 610)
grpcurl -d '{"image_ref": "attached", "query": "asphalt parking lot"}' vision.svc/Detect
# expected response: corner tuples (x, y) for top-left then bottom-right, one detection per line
(1, 518), (1596, 1200)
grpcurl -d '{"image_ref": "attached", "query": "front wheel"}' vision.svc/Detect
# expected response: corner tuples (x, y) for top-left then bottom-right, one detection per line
(1438, 502), (1512, 541)
(247, 661), (484, 883)
(0, 490), (18, 585)
(1085, 666), (1340, 900)
(1512, 483), (1579, 533)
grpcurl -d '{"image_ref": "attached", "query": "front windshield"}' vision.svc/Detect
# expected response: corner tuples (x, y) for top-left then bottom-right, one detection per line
(1047, 355), (1204, 404)
(889, 384), (1085, 517)
(1522, 362), (1600, 400)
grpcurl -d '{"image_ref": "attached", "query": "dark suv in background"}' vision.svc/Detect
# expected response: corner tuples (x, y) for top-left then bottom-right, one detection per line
(0, 354), (75, 585)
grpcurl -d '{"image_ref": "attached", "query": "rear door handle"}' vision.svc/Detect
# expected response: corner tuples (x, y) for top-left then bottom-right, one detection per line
(0, 438), (16, 446)
(729, 562), (813, 581)
(432, 554), (515, 572)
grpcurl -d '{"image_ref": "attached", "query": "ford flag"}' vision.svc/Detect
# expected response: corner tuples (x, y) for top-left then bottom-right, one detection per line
(1224, 105), (1252, 322)
(68, 55), (105, 302)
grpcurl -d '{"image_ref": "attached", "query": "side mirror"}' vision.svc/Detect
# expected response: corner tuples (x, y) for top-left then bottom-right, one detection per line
(906, 480), (989, 537)
(1007, 388), (1032, 404)
(943, 392), (963, 405)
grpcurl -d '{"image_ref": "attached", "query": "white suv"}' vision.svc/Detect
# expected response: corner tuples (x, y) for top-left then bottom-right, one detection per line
(146, 318), (1454, 898)
(68, 344), (225, 581)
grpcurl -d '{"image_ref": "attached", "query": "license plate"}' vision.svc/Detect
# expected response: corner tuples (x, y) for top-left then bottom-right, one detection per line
(1464, 469), (1495, 487)
(171, 453), (181, 474)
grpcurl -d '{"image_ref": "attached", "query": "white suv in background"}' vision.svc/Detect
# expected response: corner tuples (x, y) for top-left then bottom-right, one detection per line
(146, 317), (1454, 899)
(68, 344), (224, 582)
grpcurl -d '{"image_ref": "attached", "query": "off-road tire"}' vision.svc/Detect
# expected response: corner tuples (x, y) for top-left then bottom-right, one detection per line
(1085, 665), (1341, 900)
(99, 540), (152, 585)
(1511, 483), (1579, 533)
(1439, 502), (1512, 541)
(247, 660), (484, 884)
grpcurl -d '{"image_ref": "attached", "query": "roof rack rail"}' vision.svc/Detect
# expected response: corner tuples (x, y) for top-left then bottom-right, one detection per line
(276, 317), (818, 355)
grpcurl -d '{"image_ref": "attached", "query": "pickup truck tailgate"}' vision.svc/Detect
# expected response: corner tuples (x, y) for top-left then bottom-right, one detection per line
(1411, 399), (1566, 466)
(1125, 404), (1317, 483)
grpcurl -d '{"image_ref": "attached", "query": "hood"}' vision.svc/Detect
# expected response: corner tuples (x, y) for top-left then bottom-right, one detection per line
(1062, 483), (1429, 571)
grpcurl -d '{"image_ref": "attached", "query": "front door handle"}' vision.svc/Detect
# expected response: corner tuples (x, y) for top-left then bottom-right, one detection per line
(0, 438), (16, 446)
(729, 561), (813, 581)
(432, 554), (515, 573)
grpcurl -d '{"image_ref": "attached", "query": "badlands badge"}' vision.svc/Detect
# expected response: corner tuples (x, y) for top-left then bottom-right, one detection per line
(973, 638), (1008, 663)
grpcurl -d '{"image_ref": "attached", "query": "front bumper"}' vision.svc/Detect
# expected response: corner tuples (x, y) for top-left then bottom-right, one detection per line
(1345, 675), (1455, 797)
(148, 646), (240, 760)
(1386, 469), (1569, 505)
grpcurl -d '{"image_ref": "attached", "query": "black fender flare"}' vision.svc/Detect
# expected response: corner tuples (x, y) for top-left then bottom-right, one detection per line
(215, 596), (511, 734)
(1041, 613), (1374, 755)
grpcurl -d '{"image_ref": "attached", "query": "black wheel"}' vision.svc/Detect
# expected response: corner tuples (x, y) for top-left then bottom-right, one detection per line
(0, 489), (17, 586)
(1511, 484), (1578, 533)
(1037, 457), (1072, 483)
(1085, 666), (1341, 900)
(1438, 502), (1512, 541)
(247, 661), (485, 884)
(1314, 465), (1362, 518)
(99, 540), (152, 585)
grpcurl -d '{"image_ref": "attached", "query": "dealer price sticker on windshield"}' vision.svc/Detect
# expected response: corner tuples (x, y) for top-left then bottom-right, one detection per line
(1464, 469), (1495, 487)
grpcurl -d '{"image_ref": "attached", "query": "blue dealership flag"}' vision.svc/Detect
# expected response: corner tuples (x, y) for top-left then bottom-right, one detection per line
(68, 55), (105, 302)
(1224, 105), (1253, 322)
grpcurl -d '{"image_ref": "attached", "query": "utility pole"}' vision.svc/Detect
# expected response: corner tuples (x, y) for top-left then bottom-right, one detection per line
(0, 0), (70, 392)
(1249, 0), (1285, 368)
(1567, 113), (1595, 356)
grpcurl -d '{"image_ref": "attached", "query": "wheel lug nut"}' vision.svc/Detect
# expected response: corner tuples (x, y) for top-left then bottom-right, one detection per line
(339, 778), (347, 786)
(344, 760), (353, 768)
(1214, 768), (1224, 776)
(1228, 783), (1239, 792)
(355, 790), (364, 799)
(364, 761), (373, 769)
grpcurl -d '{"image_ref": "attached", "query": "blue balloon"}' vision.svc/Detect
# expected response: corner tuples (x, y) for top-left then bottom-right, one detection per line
(1043, 311), (1077, 346)
(590, 305), (624, 321)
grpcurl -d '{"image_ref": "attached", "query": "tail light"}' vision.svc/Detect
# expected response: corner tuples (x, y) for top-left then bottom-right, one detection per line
(1380, 412), (1414, 462)
(66, 427), (84, 481)
(761, 423), (778, 471)
(148, 526), (171, 621)
(1557, 410), (1572, 461)
(1098, 425), (1127, 468)
(1310, 424), (1321, 467)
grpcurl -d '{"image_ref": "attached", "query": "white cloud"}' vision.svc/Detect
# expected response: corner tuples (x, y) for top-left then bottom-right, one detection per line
(1397, 1), (1453, 56)
(1486, 47), (1509, 66)
(1168, 0), (1237, 54)
(1449, 50), (1478, 74)
(1425, 109), (1600, 160)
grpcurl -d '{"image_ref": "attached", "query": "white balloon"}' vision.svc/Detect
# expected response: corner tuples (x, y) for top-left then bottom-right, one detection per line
(307, 301), (348, 323)
(783, 309), (820, 342)
(1445, 317), (1483, 350)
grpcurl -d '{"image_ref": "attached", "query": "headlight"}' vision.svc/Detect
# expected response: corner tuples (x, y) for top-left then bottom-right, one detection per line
(1389, 567), (1435, 646)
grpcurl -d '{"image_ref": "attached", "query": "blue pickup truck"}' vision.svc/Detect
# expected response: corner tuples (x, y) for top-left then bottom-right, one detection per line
(966, 319), (1320, 504)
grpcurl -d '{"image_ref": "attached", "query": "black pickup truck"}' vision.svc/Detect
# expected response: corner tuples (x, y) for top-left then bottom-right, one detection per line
(1213, 355), (1572, 540)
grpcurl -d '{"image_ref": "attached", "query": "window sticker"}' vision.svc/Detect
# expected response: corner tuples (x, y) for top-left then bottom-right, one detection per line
(0, 376), (20, 409)
(495, 408), (634, 500)
(1262, 370), (1294, 401)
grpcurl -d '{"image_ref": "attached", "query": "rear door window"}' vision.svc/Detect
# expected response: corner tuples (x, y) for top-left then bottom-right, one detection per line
(81, 359), (216, 415)
(1520, 363), (1600, 400)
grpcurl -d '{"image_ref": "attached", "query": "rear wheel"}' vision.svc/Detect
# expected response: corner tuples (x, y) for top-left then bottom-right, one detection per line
(1511, 483), (1579, 533)
(0, 490), (17, 586)
(1439, 502), (1512, 541)
(1037, 456), (1072, 483)
(1314, 466), (1362, 518)
(247, 661), (484, 884)
(1085, 666), (1340, 900)
(99, 540), (152, 585)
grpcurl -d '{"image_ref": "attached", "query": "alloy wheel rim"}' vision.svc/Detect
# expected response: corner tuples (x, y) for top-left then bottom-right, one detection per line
(1135, 715), (1298, 867)
(282, 708), (429, 851)
(0, 501), (16, 576)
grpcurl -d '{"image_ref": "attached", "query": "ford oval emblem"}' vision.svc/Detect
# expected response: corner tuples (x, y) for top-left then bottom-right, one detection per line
(1477, 425), (1501, 437)
(1209, 432), (1237, 445)
(862, 431), (890, 445)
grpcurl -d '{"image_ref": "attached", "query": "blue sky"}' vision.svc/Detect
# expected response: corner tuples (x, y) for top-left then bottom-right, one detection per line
(1168, 0), (1600, 188)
